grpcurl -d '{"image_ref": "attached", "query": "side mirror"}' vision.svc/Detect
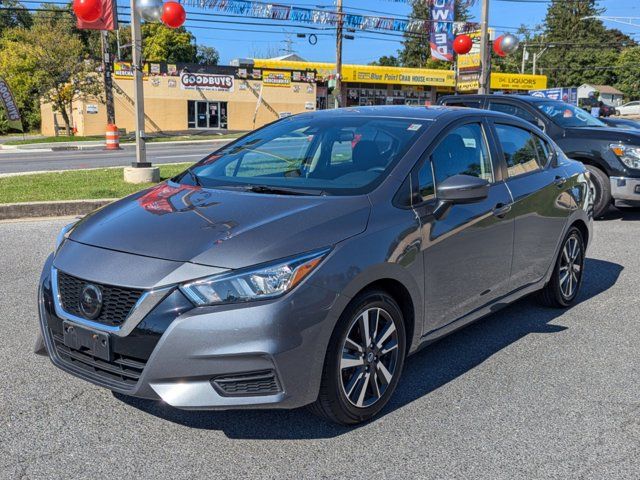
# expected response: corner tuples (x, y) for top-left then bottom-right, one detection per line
(433, 175), (489, 219)
(437, 174), (490, 204)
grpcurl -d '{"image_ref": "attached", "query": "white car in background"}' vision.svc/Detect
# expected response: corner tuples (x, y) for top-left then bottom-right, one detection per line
(617, 101), (640, 116)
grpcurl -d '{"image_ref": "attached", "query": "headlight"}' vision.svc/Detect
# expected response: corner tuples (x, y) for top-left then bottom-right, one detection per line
(180, 248), (330, 306)
(55, 220), (79, 252)
(610, 144), (640, 169)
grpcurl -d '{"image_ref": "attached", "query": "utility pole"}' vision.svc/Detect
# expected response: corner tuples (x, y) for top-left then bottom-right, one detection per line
(532, 46), (548, 75)
(130, 0), (148, 168)
(478, 0), (490, 94)
(101, 31), (116, 125)
(124, 0), (158, 183)
(334, 0), (343, 109)
(521, 43), (527, 74)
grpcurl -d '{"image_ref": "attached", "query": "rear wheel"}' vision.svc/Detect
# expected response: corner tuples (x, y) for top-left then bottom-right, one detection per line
(309, 290), (406, 425)
(584, 165), (611, 218)
(537, 227), (585, 308)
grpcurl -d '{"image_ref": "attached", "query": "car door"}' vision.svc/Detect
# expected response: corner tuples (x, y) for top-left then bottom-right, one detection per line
(489, 120), (570, 287)
(412, 119), (515, 334)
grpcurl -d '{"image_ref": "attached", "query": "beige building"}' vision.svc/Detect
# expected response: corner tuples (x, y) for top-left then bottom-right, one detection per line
(41, 63), (317, 136)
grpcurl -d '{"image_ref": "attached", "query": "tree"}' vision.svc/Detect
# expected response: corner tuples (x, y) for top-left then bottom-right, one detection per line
(615, 47), (640, 100)
(537, 0), (632, 87)
(0, 18), (102, 135)
(369, 55), (400, 67)
(0, 0), (32, 35)
(398, 0), (471, 68)
(141, 23), (197, 63)
(196, 45), (220, 65)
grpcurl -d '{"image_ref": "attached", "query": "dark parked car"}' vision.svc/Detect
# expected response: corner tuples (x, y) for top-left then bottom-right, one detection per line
(439, 95), (640, 217)
(36, 106), (592, 425)
(600, 117), (640, 131)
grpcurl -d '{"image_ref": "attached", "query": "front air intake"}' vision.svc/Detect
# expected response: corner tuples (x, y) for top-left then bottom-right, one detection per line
(211, 370), (282, 397)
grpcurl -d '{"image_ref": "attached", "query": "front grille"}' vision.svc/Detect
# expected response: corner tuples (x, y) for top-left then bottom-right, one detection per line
(212, 370), (282, 397)
(51, 332), (145, 389)
(58, 271), (143, 326)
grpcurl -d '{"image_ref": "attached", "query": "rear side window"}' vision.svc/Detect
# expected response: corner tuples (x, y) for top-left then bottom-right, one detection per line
(488, 102), (538, 125)
(494, 124), (548, 177)
(442, 99), (482, 109)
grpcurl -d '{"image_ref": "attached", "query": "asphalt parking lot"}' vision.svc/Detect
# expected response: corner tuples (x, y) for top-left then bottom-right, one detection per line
(1, 211), (639, 480)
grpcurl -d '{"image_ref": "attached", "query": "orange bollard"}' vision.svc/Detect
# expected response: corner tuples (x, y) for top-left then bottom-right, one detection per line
(105, 124), (120, 150)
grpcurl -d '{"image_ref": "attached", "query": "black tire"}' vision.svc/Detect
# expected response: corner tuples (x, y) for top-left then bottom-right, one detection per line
(309, 290), (406, 425)
(584, 165), (611, 218)
(537, 227), (585, 308)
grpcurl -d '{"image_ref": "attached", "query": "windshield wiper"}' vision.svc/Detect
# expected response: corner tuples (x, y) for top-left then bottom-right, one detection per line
(245, 185), (325, 196)
(185, 168), (202, 187)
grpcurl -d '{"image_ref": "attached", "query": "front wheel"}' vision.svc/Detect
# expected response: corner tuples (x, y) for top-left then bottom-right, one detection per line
(309, 291), (406, 425)
(537, 227), (585, 308)
(584, 165), (611, 218)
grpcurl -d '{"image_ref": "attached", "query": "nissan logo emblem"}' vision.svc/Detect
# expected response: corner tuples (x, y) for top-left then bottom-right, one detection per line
(79, 284), (103, 320)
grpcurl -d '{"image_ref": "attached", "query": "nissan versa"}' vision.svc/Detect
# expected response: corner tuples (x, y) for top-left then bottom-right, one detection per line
(36, 106), (593, 425)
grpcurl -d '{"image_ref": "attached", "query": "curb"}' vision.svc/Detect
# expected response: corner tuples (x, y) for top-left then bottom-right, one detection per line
(0, 199), (116, 221)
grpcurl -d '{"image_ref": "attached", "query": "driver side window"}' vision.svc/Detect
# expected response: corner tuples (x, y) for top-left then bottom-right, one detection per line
(417, 123), (493, 202)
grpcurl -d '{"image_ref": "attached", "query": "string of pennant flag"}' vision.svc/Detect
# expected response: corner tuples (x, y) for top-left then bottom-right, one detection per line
(179, 0), (478, 35)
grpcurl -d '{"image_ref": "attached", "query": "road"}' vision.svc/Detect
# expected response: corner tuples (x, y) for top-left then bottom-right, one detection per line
(1, 211), (639, 479)
(0, 142), (228, 174)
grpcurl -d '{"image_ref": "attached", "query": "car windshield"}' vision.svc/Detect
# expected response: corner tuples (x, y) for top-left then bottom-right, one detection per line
(535, 101), (607, 128)
(177, 114), (431, 195)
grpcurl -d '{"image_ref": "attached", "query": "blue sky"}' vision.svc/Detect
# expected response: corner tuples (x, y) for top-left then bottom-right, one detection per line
(122, 0), (640, 65)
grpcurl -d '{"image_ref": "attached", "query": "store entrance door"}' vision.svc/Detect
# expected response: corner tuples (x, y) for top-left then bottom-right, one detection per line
(188, 100), (228, 129)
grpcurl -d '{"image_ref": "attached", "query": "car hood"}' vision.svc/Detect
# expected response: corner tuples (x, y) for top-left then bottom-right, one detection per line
(564, 127), (640, 144)
(69, 182), (371, 269)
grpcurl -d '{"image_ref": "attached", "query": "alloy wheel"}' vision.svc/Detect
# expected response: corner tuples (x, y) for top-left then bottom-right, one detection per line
(339, 307), (399, 408)
(559, 234), (583, 299)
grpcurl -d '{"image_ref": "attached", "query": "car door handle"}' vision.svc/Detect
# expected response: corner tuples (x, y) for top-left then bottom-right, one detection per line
(492, 203), (512, 218)
(554, 175), (567, 187)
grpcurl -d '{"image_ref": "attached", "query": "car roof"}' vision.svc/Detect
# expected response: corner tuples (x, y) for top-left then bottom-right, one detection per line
(294, 105), (512, 121)
(441, 94), (554, 104)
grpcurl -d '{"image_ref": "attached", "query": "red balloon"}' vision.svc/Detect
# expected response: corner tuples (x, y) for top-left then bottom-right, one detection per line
(162, 2), (186, 29)
(72, 0), (102, 22)
(453, 34), (473, 55)
(493, 35), (506, 57)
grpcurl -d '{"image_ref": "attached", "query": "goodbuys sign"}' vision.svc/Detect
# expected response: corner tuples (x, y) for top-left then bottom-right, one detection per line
(180, 73), (234, 92)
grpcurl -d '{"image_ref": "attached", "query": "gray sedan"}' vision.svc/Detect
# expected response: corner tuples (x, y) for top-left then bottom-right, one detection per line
(36, 106), (593, 424)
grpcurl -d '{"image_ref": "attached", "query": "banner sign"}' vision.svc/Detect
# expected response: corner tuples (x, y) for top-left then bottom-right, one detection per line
(77, 0), (118, 30)
(429, 0), (455, 62)
(114, 61), (149, 80)
(263, 70), (291, 87)
(0, 77), (23, 132)
(458, 73), (548, 92)
(529, 87), (577, 105)
(183, 0), (455, 34)
(180, 72), (235, 91)
(254, 59), (456, 87)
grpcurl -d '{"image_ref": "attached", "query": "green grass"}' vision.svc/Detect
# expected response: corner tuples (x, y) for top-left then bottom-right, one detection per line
(0, 163), (192, 204)
(4, 135), (105, 145)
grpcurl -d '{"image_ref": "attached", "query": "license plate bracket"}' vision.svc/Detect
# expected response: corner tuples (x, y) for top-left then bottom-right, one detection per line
(62, 321), (111, 362)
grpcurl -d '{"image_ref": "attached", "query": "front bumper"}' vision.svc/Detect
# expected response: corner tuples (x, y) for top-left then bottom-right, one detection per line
(38, 253), (342, 410)
(610, 176), (640, 205)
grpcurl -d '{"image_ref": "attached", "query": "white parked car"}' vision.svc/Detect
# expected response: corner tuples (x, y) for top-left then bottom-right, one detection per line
(617, 101), (640, 116)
